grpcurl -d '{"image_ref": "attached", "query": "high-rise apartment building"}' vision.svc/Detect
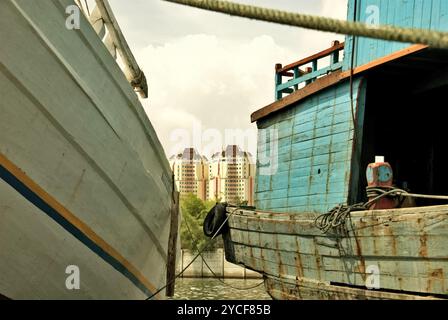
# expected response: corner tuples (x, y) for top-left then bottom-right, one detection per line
(170, 146), (255, 205)
(169, 148), (209, 201)
(209, 145), (255, 206)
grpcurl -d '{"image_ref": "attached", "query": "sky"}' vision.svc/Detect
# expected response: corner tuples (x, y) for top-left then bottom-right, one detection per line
(105, 0), (349, 159)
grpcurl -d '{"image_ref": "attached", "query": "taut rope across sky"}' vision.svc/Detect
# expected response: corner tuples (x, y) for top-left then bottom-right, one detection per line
(163, 0), (448, 49)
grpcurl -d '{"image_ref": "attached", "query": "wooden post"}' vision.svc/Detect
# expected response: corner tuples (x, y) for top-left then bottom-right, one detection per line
(165, 191), (180, 297)
(221, 248), (225, 279)
(293, 67), (300, 91)
(305, 67), (313, 85)
(332, 40), (340, 64)
(180, 249), (184, 278)
(311, 59), (318, 83)
(275, 63), (283, 100)
(201, 252), (204, 278)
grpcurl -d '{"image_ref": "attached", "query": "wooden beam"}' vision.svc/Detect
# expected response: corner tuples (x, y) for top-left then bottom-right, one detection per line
(252, 44), (428, 123)
(252, 71), (343, 123)
(339, 44), (429, 77)
(281, 71), (295, 77)
(165, 190), (180, 297)
(278, 42), (345, 74)
(281, 88), (294, 94)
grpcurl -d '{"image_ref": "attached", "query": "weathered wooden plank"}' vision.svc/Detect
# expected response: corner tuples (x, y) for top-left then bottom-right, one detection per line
(255, 74), (364, 213)
(234, 243), (447, 287)
(266, 141), (352, 167)
(278, 141), (351, 163)
(265, 275), (440, 300)
(255, 180), (348, 201)
(229, 206), (448, 237)
(232, 241), (448, 295)
(225, 206), (448, 296)
(290, 98), (355, 125)
(279, 151), (349, 172)
(231, 227), (448, 259)
(344, 0), (444, 69)
(291, 118), (352, 139)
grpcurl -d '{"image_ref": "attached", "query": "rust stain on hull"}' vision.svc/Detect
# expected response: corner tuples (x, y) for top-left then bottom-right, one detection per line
(428, 268), (445, 293)
(224, 206), (448, 300)
(419, 234), (428, 257)
(295, 237), (304, 278)
(353, 231), (366, 280)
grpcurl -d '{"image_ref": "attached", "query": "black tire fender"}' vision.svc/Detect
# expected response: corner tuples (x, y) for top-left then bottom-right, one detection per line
(203, 203), (228, 238)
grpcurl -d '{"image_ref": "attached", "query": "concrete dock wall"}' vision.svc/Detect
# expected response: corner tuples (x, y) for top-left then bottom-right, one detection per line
(177, 249), (262, 279)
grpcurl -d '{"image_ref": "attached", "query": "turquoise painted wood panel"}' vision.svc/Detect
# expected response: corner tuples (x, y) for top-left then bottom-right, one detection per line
(343, 0), (448, 69)
(255, 78), (365, 214)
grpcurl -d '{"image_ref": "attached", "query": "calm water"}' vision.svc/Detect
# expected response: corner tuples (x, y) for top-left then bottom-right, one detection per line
(171, 278), (272, 300)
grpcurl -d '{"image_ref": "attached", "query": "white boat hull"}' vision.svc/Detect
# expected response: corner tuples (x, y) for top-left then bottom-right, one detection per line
(0, 0), (177, 299)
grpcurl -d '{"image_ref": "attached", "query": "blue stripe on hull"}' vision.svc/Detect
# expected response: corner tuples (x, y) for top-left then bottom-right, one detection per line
(0, 163), (154, 298)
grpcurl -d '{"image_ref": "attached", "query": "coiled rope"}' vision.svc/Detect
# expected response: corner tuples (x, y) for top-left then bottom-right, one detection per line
(315, 187), (448, 233)
(163, 0), (448, 49)
(366, 186), (448, 202)
(314, 203), (365, 234)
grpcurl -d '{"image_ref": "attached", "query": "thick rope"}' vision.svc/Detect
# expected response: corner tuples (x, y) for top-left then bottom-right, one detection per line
(163, 0), (448, 49)
(315, 187), (448, 233)
(366, 186), (448, 202)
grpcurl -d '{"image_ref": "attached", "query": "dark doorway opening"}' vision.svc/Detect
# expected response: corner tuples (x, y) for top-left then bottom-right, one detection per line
(356, 69), (448, 207)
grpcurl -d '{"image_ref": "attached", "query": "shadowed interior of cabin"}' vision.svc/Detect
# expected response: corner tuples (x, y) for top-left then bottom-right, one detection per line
(356, 51), (448, 206)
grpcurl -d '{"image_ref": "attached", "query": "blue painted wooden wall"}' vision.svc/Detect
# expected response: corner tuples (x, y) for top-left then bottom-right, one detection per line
(344, 0), (448, 69)
(256, 78), (366, 214)
(255, 0), (448, 213)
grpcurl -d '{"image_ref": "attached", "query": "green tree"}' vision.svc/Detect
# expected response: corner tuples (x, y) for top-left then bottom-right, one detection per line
(180, 194), (220, 252)
(234, 195), (248, 207)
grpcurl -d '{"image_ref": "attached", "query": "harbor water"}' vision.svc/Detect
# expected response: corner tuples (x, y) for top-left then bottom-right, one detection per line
(171, 278), (272, 300)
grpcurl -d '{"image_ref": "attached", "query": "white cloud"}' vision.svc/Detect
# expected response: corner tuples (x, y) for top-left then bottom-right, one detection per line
(120, 0), (350, 159)
(321, 0), (349, 20)
(138, 34), (298, 158)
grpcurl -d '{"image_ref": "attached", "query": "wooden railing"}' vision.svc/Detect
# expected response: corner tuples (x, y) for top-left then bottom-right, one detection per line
(275, 41), (345, 100)
(75, 0), (149, 98)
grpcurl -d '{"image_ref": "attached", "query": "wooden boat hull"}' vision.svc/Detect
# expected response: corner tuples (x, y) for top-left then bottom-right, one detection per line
(223, 206), (448, 300)
(0, 0), (177, 299)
